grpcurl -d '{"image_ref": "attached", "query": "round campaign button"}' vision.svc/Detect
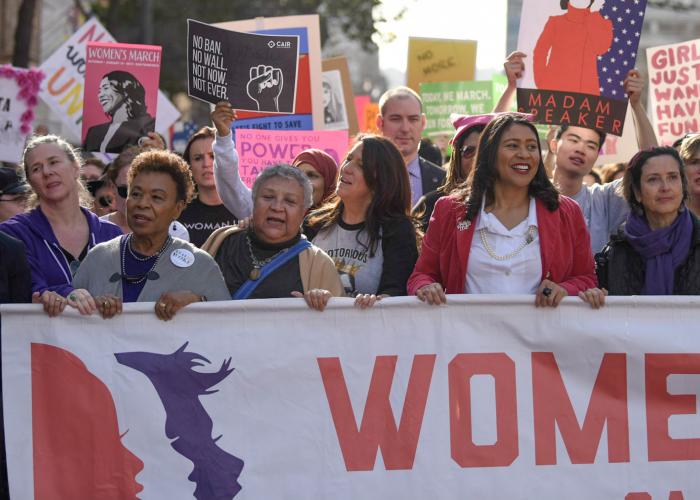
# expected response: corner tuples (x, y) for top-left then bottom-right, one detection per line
(170, 248), (195, 268)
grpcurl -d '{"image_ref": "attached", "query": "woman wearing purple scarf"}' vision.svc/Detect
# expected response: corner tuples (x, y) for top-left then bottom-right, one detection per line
(580, 147), (700, 307)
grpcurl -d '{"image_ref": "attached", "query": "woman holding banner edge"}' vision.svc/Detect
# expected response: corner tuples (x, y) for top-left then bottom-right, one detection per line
(202, 164), (343, 310)
(408, 113), (597, 307)
(581, 147), (700, 307)
(70, 150), (230, 321)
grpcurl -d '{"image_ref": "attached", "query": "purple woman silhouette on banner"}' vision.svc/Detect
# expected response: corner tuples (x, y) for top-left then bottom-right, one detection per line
(115, 343), (244, 500)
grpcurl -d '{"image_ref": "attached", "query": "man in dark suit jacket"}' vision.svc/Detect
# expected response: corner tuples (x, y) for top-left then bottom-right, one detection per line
(376, 86), (445, 208)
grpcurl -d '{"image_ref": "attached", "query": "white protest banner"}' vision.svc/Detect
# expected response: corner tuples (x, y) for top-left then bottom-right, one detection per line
(38, 17), (179, 142)
(0, 66), (44, 163)
(3, 296), (700, 499)
(647, 39), (700, 146)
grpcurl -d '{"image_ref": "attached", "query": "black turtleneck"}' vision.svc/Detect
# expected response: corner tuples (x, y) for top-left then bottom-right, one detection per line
(214, 228), (303, 298)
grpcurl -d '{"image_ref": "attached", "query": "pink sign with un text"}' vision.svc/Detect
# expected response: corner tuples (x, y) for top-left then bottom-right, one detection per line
(235, 128), (349, 187)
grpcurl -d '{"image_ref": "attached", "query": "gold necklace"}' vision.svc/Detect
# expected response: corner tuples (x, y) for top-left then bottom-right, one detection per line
(478, 226), (536, 261)
(246, 234), (289, 280)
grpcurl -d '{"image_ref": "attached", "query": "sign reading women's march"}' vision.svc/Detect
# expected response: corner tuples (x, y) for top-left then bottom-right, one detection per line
(82, 42), (161, 154)
(235, 129), (348, 187)
(187, 20), (299, 115)
(420, 76), (509, 137)
(516, 0), (647, 136)
(0, 66), (44, 163)
(647, 39), (700, 146)
(38, 17), (179, 143)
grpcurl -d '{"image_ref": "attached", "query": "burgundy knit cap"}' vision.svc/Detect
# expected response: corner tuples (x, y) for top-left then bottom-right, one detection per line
(292, 149), (339, 203)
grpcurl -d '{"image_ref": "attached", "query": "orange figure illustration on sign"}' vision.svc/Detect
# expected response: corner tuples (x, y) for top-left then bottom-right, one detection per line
(533, 0), (613, 95)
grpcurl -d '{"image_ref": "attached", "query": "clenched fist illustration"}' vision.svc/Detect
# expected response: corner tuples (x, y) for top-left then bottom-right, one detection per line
(246, 65), (284, 112)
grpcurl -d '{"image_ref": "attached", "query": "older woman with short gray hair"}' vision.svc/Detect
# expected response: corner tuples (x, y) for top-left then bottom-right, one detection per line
(203, 164), (343, 310)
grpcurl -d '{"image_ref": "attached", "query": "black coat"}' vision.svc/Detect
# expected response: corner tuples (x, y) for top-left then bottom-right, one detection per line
(83, 114), (155, 154)
(595, 211), (700, 295)
(418, 157), (446, 196)
(0, 231), (31, 303)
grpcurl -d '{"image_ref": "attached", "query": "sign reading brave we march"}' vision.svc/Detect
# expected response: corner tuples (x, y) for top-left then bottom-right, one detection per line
(516, 0), (648, 136)
(3, 296), (700, 499)
(187, 19), (300, 114)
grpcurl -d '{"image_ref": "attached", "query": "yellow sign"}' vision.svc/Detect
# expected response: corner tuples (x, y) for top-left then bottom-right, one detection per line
(406, 37), (477, 92)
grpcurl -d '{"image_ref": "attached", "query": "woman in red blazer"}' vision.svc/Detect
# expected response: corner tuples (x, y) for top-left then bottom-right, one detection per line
(408, 113), (596, 307)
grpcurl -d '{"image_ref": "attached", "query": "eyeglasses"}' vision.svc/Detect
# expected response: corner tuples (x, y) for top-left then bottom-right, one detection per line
(460, 145), (477, 157)
(117, 185), (128, 198)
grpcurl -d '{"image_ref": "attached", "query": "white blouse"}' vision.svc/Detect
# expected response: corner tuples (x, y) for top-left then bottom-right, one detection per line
(465, 197), (542, 294)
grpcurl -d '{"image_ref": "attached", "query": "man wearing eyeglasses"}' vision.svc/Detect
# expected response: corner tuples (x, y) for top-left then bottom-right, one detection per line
(376, 87), (445, 208)
(0, 167), (30, 223)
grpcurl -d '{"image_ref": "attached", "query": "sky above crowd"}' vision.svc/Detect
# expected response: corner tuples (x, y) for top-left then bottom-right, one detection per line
(375, 0), (509, 85)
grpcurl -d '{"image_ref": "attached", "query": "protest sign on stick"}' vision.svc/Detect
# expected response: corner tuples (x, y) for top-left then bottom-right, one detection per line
(516, 0), (647, 136)
(234, 128), (349, 186)
(646, 39), (700, 145)
(38, 17), (179, 142)
(321, 57), (358, 135)
(0, 66), (44, 163)
(187, 19), (300, 115)
(82, 42), (161, 154)
(215, 15), (322, 131)
(420, 76), (508, 137)
(406, 37), (477, 93)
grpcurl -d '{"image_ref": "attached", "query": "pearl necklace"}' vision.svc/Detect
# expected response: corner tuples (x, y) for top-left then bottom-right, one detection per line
(478, 226), (536, 261)
(246, 233), (289, 280)
(120, 234), (172, 284)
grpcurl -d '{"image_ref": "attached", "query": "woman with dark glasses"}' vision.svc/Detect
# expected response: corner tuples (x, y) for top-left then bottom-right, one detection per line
(412, 113), (495, 231)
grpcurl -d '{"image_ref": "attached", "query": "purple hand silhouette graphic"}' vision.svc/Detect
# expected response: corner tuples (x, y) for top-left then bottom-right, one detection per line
(246, 65), (284, 112)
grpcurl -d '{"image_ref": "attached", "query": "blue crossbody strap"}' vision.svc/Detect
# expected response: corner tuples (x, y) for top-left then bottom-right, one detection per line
(232, 237), (312, 300)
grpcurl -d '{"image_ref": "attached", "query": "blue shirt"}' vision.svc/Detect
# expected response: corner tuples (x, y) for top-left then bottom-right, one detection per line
(407, 157), (422, 207)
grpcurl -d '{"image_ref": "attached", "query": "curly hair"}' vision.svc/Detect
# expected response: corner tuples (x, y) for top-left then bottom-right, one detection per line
(452, 113), (560, 222)
(128, 150), (194, 204)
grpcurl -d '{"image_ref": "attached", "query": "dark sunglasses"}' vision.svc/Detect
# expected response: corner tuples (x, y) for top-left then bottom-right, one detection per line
(460, 145), (477, 157)
(117, 185), (128, 198)
(97, 195), (113, 208)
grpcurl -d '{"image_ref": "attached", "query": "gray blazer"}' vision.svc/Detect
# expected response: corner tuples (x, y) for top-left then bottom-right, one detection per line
(73, 236), (230, 302)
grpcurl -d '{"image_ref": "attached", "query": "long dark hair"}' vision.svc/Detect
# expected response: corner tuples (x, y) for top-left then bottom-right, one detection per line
(453, 113), (560, 222)
(307, 134), (414, 256)
(440, 124), (486, 195)
(103, 71), (148, 119)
